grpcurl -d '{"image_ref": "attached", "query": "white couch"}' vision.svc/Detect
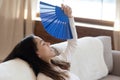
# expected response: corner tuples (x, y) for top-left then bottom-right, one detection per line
(0, 36), (120, 80)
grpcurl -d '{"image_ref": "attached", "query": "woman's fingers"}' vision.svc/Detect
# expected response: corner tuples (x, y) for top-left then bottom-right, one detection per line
(61, 4), (72, 18)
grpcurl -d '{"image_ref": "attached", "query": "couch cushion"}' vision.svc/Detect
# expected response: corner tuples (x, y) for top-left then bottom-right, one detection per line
(0, 58), (36, 80)
(96, 36), (113, 73)
(99, 75), (120, 80)
(52, 37), (108, 80)
(71, 37), (108, 80)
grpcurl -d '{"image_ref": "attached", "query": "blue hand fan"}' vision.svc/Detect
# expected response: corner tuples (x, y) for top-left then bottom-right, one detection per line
(40, 1), (73, 40)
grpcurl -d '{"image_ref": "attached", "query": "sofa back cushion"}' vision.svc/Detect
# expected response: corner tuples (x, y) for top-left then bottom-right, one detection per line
(52, 37), (108, 80)
(0, 58), (36, 80)
(96, 36), (113, 73)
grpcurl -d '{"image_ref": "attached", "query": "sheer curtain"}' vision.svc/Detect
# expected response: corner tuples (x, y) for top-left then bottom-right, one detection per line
(0, 0), (36, 61)
(113, 0), (120, 50)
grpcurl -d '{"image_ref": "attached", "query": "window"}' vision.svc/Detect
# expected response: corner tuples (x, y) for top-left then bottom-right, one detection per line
(66, 0), (116, 21)
(37, 0), (116, 26)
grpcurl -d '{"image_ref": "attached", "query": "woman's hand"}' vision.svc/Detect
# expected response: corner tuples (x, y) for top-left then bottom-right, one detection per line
(61, 4), (73, 18)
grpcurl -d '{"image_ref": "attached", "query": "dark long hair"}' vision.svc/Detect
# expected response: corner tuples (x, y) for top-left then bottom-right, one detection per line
(3, 35), (70, 80)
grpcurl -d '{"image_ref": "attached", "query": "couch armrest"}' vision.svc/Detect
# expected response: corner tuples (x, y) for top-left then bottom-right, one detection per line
(110, 50), (120, 76)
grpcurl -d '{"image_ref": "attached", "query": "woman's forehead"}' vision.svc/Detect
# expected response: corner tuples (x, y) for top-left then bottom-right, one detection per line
(34, 36), (43, 44)
(34, 36), (42, 40)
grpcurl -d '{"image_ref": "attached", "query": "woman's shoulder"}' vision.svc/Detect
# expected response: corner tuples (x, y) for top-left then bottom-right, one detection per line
(37, 73), (53, 80)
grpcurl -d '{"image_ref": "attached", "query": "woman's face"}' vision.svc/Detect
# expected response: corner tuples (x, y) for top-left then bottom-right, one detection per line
(34, 36), (56, 62)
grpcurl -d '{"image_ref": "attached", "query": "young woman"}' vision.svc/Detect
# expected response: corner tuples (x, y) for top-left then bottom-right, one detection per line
(3, 4), (80, 80)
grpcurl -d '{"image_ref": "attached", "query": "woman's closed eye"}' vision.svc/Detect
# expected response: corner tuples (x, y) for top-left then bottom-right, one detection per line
(39, 39), (50, 46)
(41, 41), (48, 46)
(40, 40), (46, 46)
(42, 42), (46, 46)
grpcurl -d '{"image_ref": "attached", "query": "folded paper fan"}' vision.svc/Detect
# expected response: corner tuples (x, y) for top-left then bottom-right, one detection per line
(40, 1), (73, 40)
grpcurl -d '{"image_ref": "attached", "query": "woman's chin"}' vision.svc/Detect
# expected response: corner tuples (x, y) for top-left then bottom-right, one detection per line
(53, 52), (57, 57)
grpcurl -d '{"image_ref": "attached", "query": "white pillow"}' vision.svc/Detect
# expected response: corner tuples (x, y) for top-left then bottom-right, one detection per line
(70, 37), (108, 80)
(52, 37), (108, 80)
(0, 58), (36, 80)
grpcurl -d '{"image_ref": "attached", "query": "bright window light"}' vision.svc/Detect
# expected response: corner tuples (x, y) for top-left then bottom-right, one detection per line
(37, 0), (116, 21)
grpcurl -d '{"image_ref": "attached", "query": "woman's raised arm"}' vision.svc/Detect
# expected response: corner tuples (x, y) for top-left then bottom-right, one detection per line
(59, 4), (78, 62)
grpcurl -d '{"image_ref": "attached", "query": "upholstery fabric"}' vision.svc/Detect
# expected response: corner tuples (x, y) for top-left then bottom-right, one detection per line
(111, 50), (120, 76)
(70, 37), (108, 80)
(99, 75), (120, 80)
(96, 36), (113, 73)
(0, 58), (36, 80)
